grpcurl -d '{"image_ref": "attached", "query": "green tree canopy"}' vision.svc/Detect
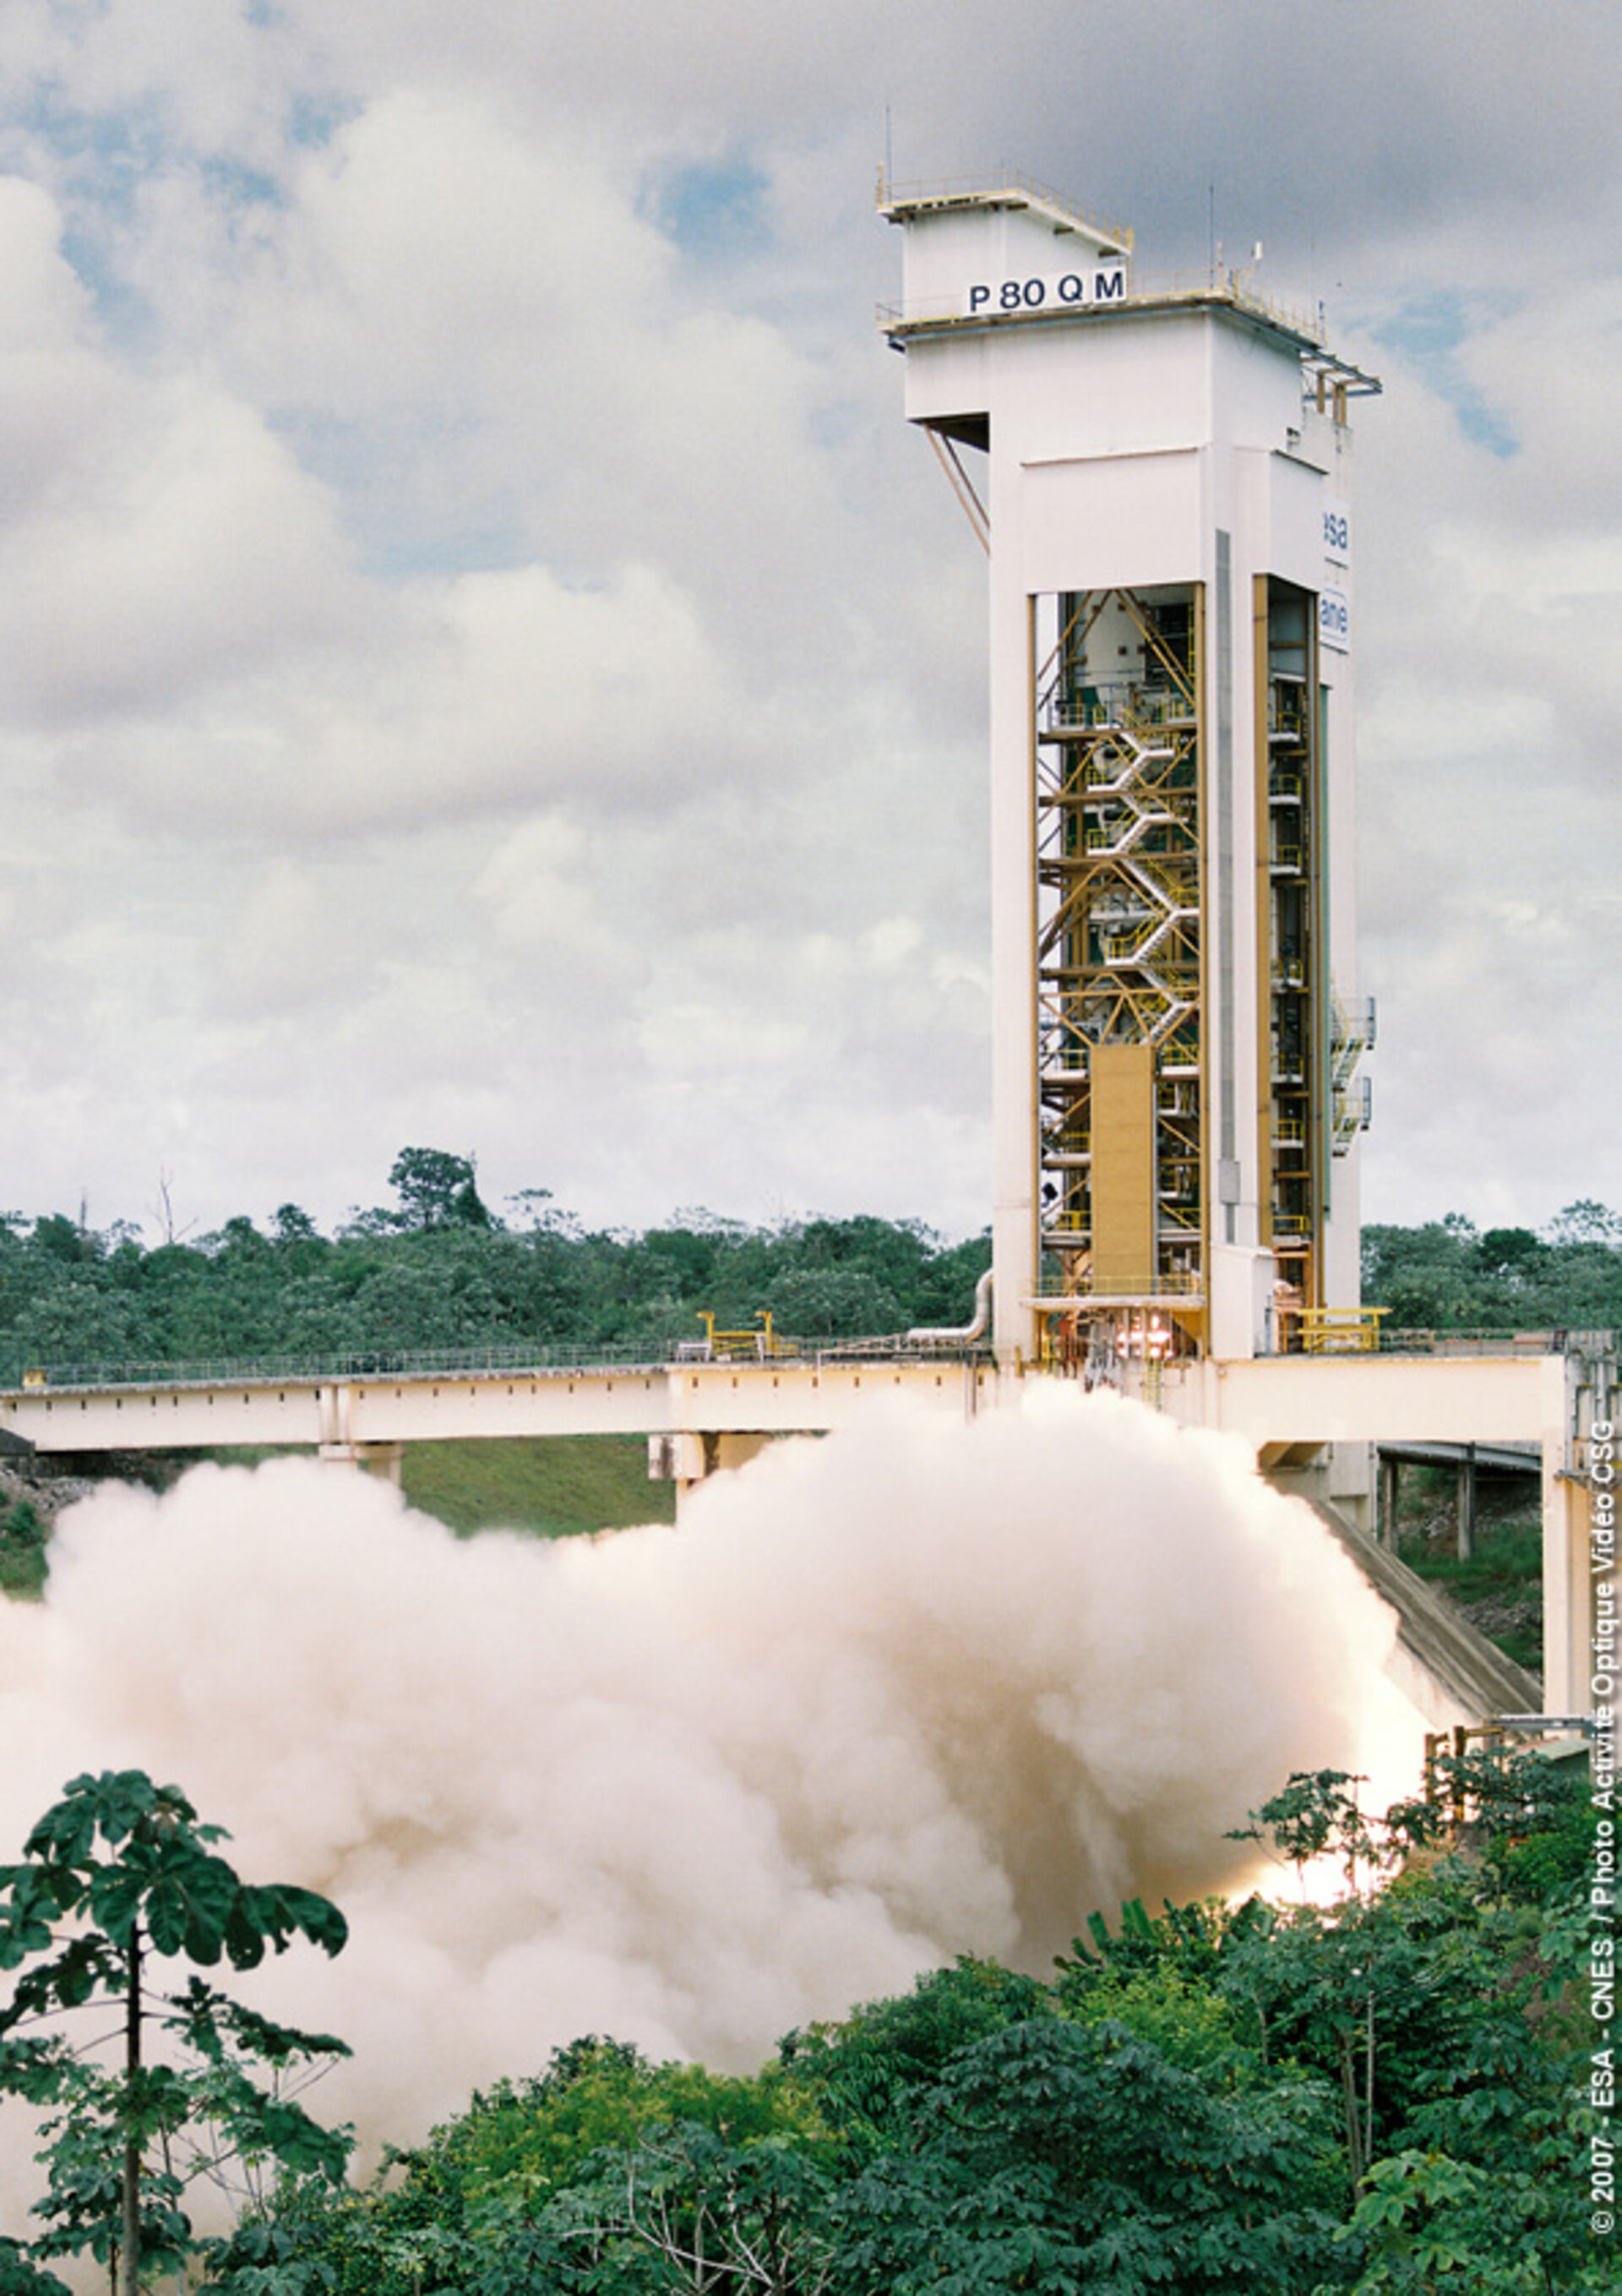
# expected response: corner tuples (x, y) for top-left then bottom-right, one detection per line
(0, 1770), (351, 2296)
(386, 1148), (497, 1233)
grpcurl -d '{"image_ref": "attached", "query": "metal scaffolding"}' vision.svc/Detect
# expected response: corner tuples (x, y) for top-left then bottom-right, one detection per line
(1032, 585), (1204, 1327)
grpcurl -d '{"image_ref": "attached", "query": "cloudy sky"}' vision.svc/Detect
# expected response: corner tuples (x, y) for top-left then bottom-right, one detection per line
(0, 0), (1615, 1246)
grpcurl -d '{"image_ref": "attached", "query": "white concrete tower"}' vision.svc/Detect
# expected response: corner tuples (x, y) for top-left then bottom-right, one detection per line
(882, 177), (1379, 1370)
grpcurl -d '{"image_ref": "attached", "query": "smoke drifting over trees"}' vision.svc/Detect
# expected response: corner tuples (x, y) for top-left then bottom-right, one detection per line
(0, 1388), (1414, 2215)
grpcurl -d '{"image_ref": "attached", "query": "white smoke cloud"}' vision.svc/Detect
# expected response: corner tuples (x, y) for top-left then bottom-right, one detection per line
(0, 1388), (1415, 2216)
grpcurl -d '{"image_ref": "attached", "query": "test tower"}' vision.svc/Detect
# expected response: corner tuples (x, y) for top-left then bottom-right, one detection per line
(882, 179), (1380, 1370)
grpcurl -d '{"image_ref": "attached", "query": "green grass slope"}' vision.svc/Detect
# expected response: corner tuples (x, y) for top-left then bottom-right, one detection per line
(400, 1434), (677, 1541)
(1396, 1466), (1542, 1673)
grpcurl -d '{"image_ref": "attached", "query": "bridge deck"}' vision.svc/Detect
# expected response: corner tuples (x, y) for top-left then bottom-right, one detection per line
(0, 1345), (1571, 1456)
(0, 1355), (990, 1453)
(2, 1341), (1602, 1715)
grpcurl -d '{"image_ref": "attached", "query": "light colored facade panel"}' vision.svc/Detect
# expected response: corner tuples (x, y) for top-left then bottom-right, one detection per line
(1019, 450), (1202, 596)
(1206, 318), (1312, 452)
(996, 319), (1209, 464)
(894, 202), (1125, 328)
(900, 332), (990, 429)
(1255, 450), (1338, 592)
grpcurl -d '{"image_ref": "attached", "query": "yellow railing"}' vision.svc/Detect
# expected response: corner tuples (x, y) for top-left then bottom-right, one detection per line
(1293, 1306), (1389, 1355)
(1031, 1271), (1204, 1299)
(691, 1312), (793, 1363)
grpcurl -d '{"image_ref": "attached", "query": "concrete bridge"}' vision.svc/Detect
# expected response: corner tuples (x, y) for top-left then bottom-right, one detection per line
(1, 1335), (1612, 1721)
(1158, 1344), (1612, 1720)
(0, 1346), (989, 1486)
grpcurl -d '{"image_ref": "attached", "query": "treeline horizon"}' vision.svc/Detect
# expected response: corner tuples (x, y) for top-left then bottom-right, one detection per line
(0, 1148), (993, 1372)
(1, 1147), (1619, 1371)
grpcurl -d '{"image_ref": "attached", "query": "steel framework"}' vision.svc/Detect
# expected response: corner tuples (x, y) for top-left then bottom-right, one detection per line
(1032, 585), (1204, 1315)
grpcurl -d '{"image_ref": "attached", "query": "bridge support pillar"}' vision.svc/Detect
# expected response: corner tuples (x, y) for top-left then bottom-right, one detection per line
(318, 1442), (406, 1485)
(1455, 1447), (1477, 1560)
(1378, 1452), (1401, 1549)
(1543, 1459), (1590, 1716)
(650, 1429), (774, 1518)
(1541, 1344), (1614, 1716)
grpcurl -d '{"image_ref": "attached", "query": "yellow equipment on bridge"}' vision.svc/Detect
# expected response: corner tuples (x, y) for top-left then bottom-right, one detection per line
(689, 1312), (795, 1364)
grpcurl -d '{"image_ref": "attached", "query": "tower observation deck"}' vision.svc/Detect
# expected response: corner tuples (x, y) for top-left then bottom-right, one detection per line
(880, 177), (1380, 1371)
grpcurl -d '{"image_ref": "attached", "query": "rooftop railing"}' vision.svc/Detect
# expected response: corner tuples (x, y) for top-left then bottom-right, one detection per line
(875, 171), (1133, 252)
(879, 270), (1326, 349)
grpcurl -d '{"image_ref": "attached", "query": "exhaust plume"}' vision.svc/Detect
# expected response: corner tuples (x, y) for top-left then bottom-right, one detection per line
(0, 1386), (1414, 2184)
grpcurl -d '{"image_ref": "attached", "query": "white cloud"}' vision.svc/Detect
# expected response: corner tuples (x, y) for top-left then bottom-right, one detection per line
(470, 814), (617, 957)
(0, 375), (374, 721)
(0, 0), (1614, 1241)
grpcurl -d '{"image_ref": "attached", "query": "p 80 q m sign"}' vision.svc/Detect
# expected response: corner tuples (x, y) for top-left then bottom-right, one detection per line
(966, 263), (1127, 317)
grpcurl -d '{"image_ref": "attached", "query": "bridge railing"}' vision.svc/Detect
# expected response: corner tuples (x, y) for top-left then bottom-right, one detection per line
(1369, 1328), (1613, 1358)
(0, 1339), (697, 1393)
(0, 1331), (993, 1396)
(9, 1327), (1592, 1395)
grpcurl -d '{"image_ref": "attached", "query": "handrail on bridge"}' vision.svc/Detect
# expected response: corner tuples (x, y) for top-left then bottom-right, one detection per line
(1369, 1327), (1608, 1358)
(1, 1324), (1602, 1398)
(0, 1328), (993, 1397)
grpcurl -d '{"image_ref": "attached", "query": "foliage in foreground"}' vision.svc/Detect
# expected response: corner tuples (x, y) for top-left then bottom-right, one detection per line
(0, 1771), (351, 2296)
(210, 1753), (1609, 2294)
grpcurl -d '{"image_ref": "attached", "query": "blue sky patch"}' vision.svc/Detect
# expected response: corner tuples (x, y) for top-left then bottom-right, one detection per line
(288, 88), (359, 151)
(14, 90), (159, 221)
(199, 152), (283, 210)
(58, 222), (155, 346)
(647, 157), (770, 260)
(1370, 291), (1519, 459)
